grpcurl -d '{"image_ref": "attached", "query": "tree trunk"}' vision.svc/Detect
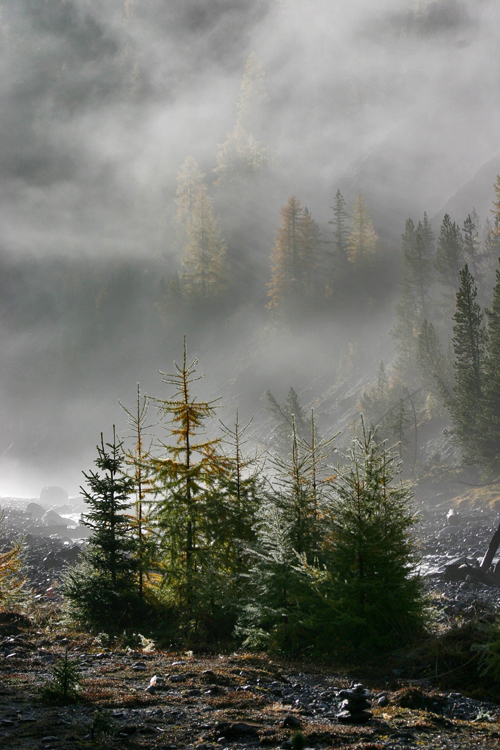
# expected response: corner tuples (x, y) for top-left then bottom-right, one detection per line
(480, 517), (500, 573)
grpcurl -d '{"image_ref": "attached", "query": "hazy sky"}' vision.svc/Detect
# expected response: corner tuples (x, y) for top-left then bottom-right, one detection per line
(1, 0), (499, 499)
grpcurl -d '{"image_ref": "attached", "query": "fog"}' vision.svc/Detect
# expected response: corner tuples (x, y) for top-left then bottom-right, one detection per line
(0, 0), (499, 498)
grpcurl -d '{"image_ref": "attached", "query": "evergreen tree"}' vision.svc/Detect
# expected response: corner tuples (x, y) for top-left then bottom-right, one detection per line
(401, 218), (417, 259)
(392, 276), (421, 384)
(483, 215), (500, 291)
(301, 423), (425, 653)
(300, 207), (322, 300)
(328, 189), (350, 286)
(181, 185), (227, 300)
(463, 211), (481, 281)
(268, 197), (320, 315)
(239, 414), (335, 654)
(360, 361), (390, 428)
(480, 262), (500, 472)
(237, 500), (308, 653)
(80, 428), (136, 589)
(268, 417), (333, 559)
(491, 175), (500, 240)
(268, 196), (303, 311)
(484, 177), (500, 289)
(217, 411), (262, 585)
(389, 398), (412, 462)
(63, 429), (139, 628)
(435, 213), (463, 291)
(420, 212), (435, 257)
(392, 216), (433, 384)
(405, 231), (432, 317)
(347, 194), (377, 265)
(417, 320), (454, 406)
(266, 386), (311, 455)
(449, 265), (487, 463)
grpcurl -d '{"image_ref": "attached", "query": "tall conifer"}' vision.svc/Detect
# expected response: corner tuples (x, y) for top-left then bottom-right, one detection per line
(450, 265), (486, 463)
(480, 263), (500, 471)
(435, 214), (463, 290)
(328, 189), (350, 284)
(150, 338), (222, 615)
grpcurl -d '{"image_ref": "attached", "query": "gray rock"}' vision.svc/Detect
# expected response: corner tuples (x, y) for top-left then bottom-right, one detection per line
(41, 510), (68, 527)
(26, 502), (46, 520)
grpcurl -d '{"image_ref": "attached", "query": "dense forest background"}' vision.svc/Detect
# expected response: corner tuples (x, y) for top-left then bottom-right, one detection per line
(0, 0), (499, 496)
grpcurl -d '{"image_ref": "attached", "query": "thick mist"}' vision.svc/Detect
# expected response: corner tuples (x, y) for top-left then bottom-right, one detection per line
(0, 0), (499, 498)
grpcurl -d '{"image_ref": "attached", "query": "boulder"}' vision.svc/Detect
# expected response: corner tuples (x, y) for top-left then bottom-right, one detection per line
(41, 510), (68, 527)
(26, 502), (45, 520)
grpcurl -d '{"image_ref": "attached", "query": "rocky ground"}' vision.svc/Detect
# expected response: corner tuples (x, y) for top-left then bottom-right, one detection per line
(0, 499), (500, 749)
(0, 630), (499, 750)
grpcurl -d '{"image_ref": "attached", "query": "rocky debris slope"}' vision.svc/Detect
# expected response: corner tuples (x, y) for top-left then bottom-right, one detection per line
(417, 504), (500, 619)
(0, 504), (84, 600)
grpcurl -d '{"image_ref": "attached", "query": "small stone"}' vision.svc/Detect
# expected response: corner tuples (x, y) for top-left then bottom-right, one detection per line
(377, 694), (389, 707)
(337, 709), (373, 723)
(282, 714), (302, 729)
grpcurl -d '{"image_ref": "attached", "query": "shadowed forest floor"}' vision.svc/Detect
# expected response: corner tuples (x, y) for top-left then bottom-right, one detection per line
(0, 623), (499, 750)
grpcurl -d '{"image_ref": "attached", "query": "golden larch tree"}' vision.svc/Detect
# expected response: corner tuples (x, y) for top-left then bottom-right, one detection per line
(347, 193), (377, 265)
(181, 185), (227, 300)
(214, 52), (268, 186)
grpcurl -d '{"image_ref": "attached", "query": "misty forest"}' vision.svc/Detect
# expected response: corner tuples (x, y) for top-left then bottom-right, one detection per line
(4, 2), (500, 743)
